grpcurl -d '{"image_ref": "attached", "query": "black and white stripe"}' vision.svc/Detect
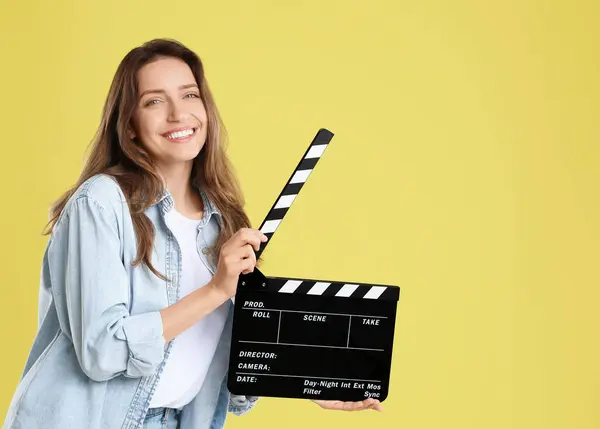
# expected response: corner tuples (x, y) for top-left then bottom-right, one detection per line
(256, 128), (334, 259)
(263, 277), (399, 301)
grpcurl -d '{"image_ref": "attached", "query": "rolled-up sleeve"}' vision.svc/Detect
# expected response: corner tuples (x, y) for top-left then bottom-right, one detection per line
(228, 394), (259, 416)
(48, 195), (165, 382)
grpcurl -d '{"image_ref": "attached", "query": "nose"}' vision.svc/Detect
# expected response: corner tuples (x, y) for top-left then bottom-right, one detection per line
(167, 99), (186, 122)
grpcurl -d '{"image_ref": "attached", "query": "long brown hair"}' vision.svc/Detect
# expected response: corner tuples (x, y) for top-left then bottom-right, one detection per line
(43, 38), (254, 280)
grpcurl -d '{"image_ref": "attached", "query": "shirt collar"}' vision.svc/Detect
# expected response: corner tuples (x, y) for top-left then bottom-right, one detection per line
(153, 183), (222, 227)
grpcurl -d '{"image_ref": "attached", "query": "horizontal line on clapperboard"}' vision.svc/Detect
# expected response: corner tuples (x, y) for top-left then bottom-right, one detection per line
(235, 372), (382, 383)
(263, 275), (399, 292)
(239, 340), (384, 352)
(246, 278), (399, 301)
(241, 307), (388, 319)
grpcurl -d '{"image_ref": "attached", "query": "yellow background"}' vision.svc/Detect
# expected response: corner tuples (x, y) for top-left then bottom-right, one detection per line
(1, 0), (599, 428)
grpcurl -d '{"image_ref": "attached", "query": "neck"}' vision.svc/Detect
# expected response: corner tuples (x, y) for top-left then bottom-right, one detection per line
(157, 161), (204, 220)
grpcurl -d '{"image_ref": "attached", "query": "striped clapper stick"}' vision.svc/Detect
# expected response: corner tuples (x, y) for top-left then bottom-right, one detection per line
(228, 128), (401, 403)
(254, 128), (334, 260)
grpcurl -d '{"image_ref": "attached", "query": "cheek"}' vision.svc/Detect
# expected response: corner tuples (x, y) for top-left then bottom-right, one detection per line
(137, 112), (162, 137)
(132, 116), (163, 154)
(196, 103), (208, 122)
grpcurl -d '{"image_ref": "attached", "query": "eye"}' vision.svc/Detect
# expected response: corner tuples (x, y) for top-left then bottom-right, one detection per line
(184, 92), (201, 99)
(144, 99), (161, 107)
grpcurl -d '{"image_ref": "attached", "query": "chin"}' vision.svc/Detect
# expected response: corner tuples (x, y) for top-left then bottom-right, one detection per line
(164, 145), (203, 164)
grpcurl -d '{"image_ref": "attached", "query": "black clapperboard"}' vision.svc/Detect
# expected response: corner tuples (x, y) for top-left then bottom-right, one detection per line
(227, 128), (400, 403)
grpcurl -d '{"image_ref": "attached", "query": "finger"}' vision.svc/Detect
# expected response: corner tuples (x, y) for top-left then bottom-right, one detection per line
(242, 228), (269, 249)
(314, 400), (339, 410)
(323, 401), (344, 411)
(313, 399), (373, 412)
(343, 401), (363, 411)
(356, 401), (371, 411)
(359, 400), (374, 410)
(248, 227), (268, 242)
(240, 254), (256, 274)
(240, 257), (256, 275)
(239, 245), (256, 274)
(360, 398), (373, 409)
(363, 398), (382, 411)
(241, 244), (256, 262)
(236, 230), (262, 252)
(251, 230), (266, 251)
(360, 398), (380, 411)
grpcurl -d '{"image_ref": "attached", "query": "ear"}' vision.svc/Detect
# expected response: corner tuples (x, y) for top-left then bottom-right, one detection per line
(127, 126), (136, 139)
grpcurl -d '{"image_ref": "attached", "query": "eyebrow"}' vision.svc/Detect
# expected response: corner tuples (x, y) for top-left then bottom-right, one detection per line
(139, 84), (199, 99)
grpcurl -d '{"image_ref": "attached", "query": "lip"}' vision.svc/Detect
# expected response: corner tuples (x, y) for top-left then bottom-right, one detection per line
(161, 126), (198, 143)
(161, 126), (198, 137)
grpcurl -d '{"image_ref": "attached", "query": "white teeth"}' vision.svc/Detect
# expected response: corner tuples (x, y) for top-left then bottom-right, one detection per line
(166, 129), (194, 139)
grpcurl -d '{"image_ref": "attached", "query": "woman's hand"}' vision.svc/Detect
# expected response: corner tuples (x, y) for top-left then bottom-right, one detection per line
(312, 398), (383, 412)
(160, 227), (266, 342)
(209, 228), (268, 300)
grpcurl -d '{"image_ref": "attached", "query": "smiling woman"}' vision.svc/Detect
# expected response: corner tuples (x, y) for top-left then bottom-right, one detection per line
(1, 38), (380, 429)
(131, 62), (207, 164)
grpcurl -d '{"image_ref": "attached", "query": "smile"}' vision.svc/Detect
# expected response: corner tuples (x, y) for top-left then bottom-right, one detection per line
(162, 127), (198, 142)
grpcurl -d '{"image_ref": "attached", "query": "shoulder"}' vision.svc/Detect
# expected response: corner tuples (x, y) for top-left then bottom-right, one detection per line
(73, 173), (127, 208)
(57, 174), (128, 230)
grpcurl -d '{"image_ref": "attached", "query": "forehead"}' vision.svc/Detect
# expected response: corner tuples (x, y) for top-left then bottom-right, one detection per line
(136, 57), (197, 90)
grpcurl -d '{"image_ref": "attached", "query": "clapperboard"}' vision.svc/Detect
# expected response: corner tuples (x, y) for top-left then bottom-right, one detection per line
(227, 128), (400, 402)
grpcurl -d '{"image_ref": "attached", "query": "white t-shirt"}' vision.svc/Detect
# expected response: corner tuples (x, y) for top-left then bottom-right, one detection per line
(149, 208), (229, 409)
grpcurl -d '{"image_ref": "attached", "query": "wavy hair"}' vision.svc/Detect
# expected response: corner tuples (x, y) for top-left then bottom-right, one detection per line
(44, 38), (254, 280)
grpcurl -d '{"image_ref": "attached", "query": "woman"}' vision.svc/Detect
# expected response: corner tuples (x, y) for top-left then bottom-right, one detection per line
(3, 38), (382, 429)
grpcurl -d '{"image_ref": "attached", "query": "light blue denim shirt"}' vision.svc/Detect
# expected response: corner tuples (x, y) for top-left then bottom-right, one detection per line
(3, 174), (258, 429)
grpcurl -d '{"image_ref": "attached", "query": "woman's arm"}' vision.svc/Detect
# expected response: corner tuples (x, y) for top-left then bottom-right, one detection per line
(49, 194), (265, 382)
(48, 195), (166, 381)
(159, 282), (229, 343)
(160, 226), (266, 342)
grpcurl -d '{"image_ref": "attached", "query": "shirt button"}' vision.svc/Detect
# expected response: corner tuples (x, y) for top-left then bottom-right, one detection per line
(202, 247), (210, 255)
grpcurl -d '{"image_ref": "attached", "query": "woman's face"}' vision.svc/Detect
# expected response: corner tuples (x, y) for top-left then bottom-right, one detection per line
(130, 56), (208, 169)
